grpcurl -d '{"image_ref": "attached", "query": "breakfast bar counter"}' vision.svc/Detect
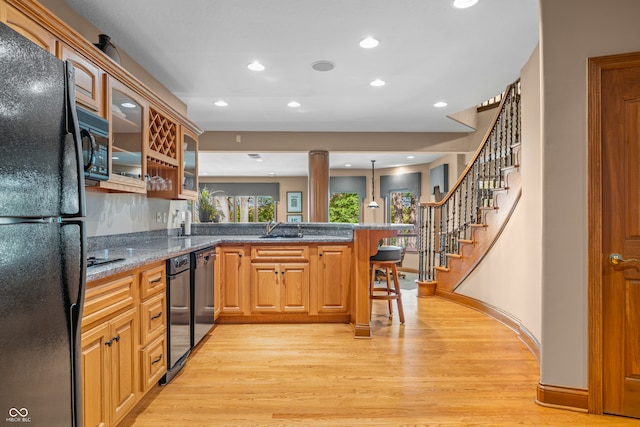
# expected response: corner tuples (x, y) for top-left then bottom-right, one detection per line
(86, 222), (413, 338)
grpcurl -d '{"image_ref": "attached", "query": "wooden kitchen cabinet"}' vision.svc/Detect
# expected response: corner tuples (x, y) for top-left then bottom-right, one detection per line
(60, 43), (105, 114)
(316, 244), (351, 314)
(179, 127), (198, 200)
(138, 263), (167, 392)
(81, 307), (137, 427)
(82, 262), (167, 427)
(250, 245), (310, 314)
(250, 262), (309, 313)
(218, 246), (249, 315)
(1, 2), (57, 54)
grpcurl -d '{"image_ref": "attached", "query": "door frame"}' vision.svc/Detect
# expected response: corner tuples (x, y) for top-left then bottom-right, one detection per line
(587, 51), (640, 415)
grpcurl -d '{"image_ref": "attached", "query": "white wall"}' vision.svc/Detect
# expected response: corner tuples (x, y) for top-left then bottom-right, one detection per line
(85, 192), (187, 237)
(538, 0), (640, 389)
(456, 45), (543, 344)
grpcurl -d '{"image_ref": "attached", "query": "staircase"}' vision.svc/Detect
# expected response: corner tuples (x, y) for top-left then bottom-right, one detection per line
(418, 80), (522, 293)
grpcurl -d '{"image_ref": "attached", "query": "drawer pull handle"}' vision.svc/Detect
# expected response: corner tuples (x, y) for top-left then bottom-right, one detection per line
(151, 354), (163, 365)
(150, 277), (163, 284)
(151, 312), (163, 320)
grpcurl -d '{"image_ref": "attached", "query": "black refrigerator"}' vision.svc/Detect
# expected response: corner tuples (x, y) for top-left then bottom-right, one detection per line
(0, 23), (86, 427)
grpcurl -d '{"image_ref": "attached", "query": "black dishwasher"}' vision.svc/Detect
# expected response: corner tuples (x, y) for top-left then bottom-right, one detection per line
(161, 253), (191, 385)
(191, 247), (216, 348)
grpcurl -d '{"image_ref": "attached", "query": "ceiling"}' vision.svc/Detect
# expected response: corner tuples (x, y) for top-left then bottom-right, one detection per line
(62, 0), (539, 176)
(199, 152), (444, 177)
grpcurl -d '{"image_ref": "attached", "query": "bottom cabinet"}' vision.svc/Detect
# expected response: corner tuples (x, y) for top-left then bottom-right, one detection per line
(82, 308), (137, 427)
(317, 245), (352, 314)
(250, 263), (309, 313)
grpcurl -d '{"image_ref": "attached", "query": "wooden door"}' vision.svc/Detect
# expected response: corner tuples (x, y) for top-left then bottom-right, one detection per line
(109, 308), (138, 425)
(60, 43), (104, 114)
(317, 245), (351, 313)
(281, 263), (309, 312)
(81, 322), (110, 427)
(599, 56), (640, 418)
(219, 247), (247, 314)
(2, 4), (57, 54)
(250, 263), (280, 312)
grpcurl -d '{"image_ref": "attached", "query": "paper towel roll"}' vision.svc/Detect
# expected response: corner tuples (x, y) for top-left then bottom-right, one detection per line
(184, 215), (192, 236)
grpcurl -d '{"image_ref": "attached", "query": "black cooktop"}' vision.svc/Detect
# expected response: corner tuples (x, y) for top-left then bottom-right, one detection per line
(87, 256), (126, 268)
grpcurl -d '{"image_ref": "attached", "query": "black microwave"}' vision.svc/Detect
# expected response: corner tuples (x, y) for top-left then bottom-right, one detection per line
(77, 106), (109, 182)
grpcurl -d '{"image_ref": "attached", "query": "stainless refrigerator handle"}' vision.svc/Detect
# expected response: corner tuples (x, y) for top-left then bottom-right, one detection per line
(64, 61), (86, 218)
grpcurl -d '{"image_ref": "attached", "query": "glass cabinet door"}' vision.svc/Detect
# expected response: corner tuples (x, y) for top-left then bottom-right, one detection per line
(182, 129), (198, 195)
(109, 79), (146, 190)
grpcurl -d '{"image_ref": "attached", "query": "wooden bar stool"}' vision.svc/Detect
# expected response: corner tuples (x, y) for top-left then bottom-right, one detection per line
(369, 246), (405, 324)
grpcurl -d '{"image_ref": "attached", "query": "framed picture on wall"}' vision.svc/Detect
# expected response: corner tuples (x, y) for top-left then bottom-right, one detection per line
(287, 191), (302, 213)
(287, 214), (302, 223)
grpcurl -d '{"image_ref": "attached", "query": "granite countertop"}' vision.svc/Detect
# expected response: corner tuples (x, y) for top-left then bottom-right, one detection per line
(85, 223), (414, 283)
(86, 234), (352, 282)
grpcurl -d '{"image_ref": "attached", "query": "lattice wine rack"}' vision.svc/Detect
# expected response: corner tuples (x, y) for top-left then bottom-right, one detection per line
(149, 107), (177, 163)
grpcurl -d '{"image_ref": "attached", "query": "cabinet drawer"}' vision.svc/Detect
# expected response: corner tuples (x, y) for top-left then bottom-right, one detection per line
(140, 264), (166, 299)
(251, 246), (309, 261)
(140, 335), (166, 392)
(83, 274), (136, 327)
(140, 293), (166, 345)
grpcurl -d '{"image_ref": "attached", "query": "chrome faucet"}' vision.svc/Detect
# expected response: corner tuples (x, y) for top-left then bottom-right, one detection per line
(265, 221), (284, 235)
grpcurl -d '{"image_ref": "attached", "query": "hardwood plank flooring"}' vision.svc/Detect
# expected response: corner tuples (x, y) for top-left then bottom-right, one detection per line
(120, 290), (640, 426)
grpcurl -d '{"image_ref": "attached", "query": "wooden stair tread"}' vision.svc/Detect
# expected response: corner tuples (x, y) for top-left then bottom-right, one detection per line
(469, 223), (488, 228)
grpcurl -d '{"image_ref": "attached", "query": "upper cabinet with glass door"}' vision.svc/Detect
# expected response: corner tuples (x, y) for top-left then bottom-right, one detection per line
(180, 128), (198, 200)
(93, 76), (147, 194)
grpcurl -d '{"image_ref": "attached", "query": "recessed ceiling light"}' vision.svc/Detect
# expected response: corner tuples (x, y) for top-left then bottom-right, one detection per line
(453, 0), (479, 9)
(359, 37), (379, 49)
(345, 164), (352, 167)
(311, 60), (335, 72)
(434, 101), (448, 108)
(214, 100), (228, 107)
(288, 101), (301, 108)
(201, 172), (209, 176)
(267, 172), (276, 176)
(111, 156), (119, 160)
(120, 102), (136, 108)
(407, 155), (415, 159)
(370, 79), (386, 87)
(247, 61), (265, 71)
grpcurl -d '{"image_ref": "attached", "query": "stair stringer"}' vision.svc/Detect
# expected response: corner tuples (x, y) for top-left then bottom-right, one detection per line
(435, 170), (522, 292)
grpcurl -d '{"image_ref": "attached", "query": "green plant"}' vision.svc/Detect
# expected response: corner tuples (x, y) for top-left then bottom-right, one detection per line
(198, 188), (224, 222)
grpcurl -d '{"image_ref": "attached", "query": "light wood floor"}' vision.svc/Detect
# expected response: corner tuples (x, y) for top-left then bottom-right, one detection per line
(120, 290), (640, 426)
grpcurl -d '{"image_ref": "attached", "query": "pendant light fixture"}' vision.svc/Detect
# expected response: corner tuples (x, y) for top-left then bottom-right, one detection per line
(367, 160), (380, 209)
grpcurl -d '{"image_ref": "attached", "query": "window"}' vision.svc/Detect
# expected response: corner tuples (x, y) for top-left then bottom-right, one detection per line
(329, 192), (360, 223)
(197, 183), (279, 223)
(387, 191), (418, 251)
(214, 195), (275, 223)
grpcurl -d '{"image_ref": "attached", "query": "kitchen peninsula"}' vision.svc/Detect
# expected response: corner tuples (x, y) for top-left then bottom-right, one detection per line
(86, 222), (412, 338)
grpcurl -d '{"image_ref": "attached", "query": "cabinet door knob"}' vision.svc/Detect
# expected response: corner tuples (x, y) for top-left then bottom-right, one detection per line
(113, 335), (120, 342)
(105, 339), (112, 347)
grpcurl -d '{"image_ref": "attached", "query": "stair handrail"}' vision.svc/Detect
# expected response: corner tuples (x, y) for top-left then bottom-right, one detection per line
(418, 80), (521, 282)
